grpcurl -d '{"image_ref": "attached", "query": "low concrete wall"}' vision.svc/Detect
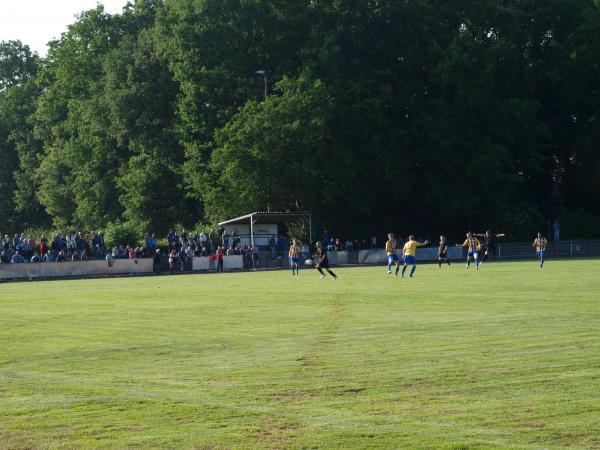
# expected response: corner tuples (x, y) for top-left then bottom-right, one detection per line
(0, 259), (153, 280)
(224, 255), (243, 270)
(327, 251), (350, 265)
(192, 257), (211, 271)
(191, 255), (244, 271)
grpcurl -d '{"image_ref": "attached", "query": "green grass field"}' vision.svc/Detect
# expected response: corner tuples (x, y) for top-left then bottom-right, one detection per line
(1, 260), (600, 449)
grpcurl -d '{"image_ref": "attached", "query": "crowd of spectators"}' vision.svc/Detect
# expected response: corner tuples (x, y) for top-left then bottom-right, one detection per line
(1, 232), (106, 265)
(1, 226), (378, 270)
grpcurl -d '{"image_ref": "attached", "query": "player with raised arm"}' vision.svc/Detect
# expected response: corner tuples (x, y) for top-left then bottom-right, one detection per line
(315, 241), (337, 279)
(385, 233), (401, 276)
(438, 235), (451, 267)
(401, 236), (430, 278)
(458, 232), (481, 270)
(532, 232), (548, 268)
(475, 230), (506, 263)
(289, 238), (302, 275)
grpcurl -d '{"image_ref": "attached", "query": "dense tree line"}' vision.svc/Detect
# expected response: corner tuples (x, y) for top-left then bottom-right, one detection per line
(1, 0), (599, 240)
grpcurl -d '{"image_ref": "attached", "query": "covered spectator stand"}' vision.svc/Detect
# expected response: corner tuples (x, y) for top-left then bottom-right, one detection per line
(218, 211), (312, 245)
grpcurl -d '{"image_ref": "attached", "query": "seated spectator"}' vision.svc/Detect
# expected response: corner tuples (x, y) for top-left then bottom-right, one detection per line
(345, 239), (353, 251)
(30, 252), (41, 263)
(1, 251), (9, 264)
(327, 238), (336, 251)
(301, 243), (310, 260)
(11, 251), (26, 263)
(105, 250), (115, 267)
(42, 250), (55, 262)
(56, 249), (66, 262)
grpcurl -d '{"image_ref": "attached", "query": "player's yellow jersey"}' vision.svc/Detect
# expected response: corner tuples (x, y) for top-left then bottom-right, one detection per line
(385, 240), (398, 255)
(462, 237), (480, 252)
(403, 240), (425, 257)
(289, 244), (301, 257)
(533, 237), (547, 251)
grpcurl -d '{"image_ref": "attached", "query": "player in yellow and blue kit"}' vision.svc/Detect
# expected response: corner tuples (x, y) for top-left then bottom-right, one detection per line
(458, 232), (481, 270)
(532, 232), (548, 268)
(401, 236), (429, 278)
(289, 239), (302, 275)
(385, 233), (401, 276)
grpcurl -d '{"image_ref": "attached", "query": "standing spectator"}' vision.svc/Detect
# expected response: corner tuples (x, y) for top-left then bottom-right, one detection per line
(269, 235), (277, 259)
(251, 243), (260, 269)
(153, 249), (161, 273)
(277, 235), (286, 257)
(232, 228), (239, 246)
(215, 245), (224, 272)
(200, 230), (208, 249)
(97, 231), (105, 256)
(168, 248), (179, 273)
(553, 220), (560, 242)
(221, 227), (229, 250)
(167, 229), (175, 247)
(78, 233), (88, 260)
(40, 234), (48, 256)
(371, 236), (377, 248)
(185, 244), (194, 269)
(27, 236), (36, 259)
(91, 232), (99, 258)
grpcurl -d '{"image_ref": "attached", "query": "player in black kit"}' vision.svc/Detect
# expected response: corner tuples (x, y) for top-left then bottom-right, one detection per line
(438, 235), (451, 267)
(315, 241), (337, 279)
(475, 230), (506, 263)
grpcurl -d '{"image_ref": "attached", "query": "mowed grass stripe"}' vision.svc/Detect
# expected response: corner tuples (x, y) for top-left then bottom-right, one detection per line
(1, 260), (600, 449)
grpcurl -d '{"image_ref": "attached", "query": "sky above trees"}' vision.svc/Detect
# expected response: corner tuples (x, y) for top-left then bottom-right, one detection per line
(0, 0), (126, 55)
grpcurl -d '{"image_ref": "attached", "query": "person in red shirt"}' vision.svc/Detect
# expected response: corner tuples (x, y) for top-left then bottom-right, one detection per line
(215, 245), (224, 272)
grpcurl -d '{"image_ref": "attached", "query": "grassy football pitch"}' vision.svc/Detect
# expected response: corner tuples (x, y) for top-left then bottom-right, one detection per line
(1, 260), (600, 449)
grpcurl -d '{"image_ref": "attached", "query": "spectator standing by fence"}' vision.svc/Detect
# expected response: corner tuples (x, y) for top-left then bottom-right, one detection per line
(215, 246), (224, 272)
(553, 220), (560, 242)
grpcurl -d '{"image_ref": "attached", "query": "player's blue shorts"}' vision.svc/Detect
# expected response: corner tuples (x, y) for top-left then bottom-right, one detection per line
(537, 251), (545, 258)
(387, 253), (399, 263)
(403, 255), (416, 265)
(468, 251), (479, 258)
(291, 257), (301, 264)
